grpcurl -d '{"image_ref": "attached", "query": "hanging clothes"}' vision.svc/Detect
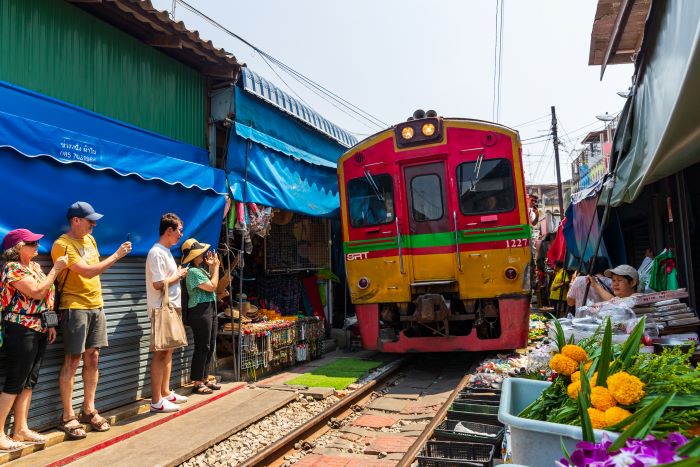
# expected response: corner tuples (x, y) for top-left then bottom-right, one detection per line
(563, 196), (609, 269)
(546, 218), (567, 268)
(648, 249), (680, 291)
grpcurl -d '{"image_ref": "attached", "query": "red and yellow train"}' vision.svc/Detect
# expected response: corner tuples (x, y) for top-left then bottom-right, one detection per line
(338, 110), (532, 352)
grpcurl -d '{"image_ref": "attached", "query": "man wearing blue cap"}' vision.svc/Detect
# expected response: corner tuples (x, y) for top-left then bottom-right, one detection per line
(51, 202), (132, 439)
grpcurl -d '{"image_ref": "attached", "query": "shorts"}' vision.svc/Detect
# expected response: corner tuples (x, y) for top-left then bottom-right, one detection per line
(2, 321), (48, 394)
(61, 308), (109, 355)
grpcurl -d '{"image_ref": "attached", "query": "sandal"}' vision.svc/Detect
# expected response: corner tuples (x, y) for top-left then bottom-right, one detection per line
(58, 416), (87, 440)
(78, 410), (110, 432)
(12, 429), (47, 445)
(0, 434), (24, 452)
(205, 380), (222, 391)
(192, 383), (213, 395)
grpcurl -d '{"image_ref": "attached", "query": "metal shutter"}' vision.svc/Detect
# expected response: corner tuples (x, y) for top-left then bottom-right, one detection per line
(0, 256), (193, 431)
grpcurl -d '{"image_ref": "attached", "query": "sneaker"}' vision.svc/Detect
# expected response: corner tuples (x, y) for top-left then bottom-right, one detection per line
(167, 392), (188, 404)
(150, 398), (180, 413)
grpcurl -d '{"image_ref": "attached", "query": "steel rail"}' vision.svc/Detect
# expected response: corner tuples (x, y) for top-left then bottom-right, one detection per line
(238, 359), (405, 467)
(396, 373), (471, 467)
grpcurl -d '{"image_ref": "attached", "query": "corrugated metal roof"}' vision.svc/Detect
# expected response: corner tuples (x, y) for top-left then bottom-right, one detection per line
(65, 0), (239, 80)
(241, 68), (358, 148)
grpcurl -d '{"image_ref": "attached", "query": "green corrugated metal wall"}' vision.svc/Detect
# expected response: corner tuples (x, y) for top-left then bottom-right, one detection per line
(0, 0), (206, 148)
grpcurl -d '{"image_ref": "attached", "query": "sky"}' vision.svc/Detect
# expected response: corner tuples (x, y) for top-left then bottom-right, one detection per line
(152, 0), (634, 185)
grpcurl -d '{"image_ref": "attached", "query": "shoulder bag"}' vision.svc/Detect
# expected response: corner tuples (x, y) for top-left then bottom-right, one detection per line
(150, 279), (188, 351)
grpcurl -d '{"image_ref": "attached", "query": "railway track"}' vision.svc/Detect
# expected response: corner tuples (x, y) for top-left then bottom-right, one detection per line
(182, 353), (492, 467)
(235, 354), (479, 467)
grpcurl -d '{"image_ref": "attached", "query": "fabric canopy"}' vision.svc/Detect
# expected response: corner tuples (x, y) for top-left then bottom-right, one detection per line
(228, 84), (352, 217)
(0, 81), (226, 255)
(1, 148), (225, 256)
(610, 1), (700, 205)
(0, 80), (226, 194)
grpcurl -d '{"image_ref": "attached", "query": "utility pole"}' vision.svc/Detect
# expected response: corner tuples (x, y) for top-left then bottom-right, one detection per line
(551, 106), (565, 219)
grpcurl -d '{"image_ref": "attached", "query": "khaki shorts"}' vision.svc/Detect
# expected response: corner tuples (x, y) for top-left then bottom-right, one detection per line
(61, 308), (108, 355)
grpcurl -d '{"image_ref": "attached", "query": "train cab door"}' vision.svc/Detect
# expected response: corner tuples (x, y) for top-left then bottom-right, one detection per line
(403, 161), (455, 282)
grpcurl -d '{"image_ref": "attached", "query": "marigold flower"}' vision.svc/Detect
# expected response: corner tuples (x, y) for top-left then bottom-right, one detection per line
(587, 408), (606, 429)
(604, 406), (632, 428)
(607, 372), (645, 405)
(550, 353), (577, 376)
(571, 371), (580, 382)
(561, 344), (588, 363)
(584, 361), (592, 371)
(567, 381), (581, 399)
(590, 386), (617, 411)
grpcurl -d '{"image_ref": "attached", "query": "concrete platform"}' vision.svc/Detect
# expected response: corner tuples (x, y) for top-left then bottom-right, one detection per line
(10, 384), (295, 467)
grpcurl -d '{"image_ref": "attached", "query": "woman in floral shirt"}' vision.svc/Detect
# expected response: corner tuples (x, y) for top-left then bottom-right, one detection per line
(0, 229), (67, 450)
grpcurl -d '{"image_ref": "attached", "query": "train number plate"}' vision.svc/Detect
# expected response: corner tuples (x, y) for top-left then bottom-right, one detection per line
(505, 238), (529, 248)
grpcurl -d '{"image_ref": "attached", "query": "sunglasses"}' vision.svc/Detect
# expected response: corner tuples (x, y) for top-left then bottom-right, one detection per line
(24, 241), (39, 247)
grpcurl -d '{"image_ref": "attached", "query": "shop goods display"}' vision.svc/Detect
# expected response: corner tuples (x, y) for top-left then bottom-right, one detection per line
(520, 316), (700, 441)
(240, 320), (298, 374)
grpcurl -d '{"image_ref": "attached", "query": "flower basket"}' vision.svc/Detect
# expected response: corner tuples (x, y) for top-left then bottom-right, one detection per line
(498, 378), (618, 466)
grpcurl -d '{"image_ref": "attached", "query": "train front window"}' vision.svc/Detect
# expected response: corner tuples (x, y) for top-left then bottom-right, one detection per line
(411, 174), (444, 221)
(347, 174), (395, 227)
(457, 158), (515, 215)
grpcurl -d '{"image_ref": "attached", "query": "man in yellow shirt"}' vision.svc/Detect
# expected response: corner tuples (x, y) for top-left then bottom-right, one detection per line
(51, 202), (131, 439)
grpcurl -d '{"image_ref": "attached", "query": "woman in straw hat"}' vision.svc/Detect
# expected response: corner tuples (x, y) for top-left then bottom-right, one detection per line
(181, 238), (221, 395)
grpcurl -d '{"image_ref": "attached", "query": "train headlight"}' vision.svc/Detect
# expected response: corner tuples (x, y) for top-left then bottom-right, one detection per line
(358, 277), (370, 289)
(395, 117), (442, 148)
(505, 268), (518, 280)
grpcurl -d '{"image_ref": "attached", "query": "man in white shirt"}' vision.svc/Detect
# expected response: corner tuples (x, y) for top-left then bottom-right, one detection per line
(145, 213), (189, 412)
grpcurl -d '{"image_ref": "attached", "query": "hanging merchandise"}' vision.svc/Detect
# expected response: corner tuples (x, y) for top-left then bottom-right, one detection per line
(648, 248), (680, 292)
(248, 203), (272, 238)
(240, 320), (298, 376)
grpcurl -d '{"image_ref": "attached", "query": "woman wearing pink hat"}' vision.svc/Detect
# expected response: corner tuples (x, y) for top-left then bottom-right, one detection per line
(0, 229), (68, 450)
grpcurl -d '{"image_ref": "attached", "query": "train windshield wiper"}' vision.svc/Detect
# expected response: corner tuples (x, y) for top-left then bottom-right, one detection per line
(469, 154), (484, 192)
(364, 169), (384, 201)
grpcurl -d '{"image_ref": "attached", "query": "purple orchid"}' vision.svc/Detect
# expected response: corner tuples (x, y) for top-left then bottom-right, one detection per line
(557, 433), (689, 467)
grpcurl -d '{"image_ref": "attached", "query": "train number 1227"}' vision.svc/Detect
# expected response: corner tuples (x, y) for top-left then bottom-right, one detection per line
(505, 238), (529, 248)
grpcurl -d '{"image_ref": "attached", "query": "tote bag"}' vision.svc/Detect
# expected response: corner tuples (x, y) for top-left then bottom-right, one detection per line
(150, 281), (188, 351)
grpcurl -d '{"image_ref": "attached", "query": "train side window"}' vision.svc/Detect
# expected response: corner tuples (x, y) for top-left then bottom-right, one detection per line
(347, 174), (395, 227)
(411, 174), (444, 221)
(457, 159), (515, 215)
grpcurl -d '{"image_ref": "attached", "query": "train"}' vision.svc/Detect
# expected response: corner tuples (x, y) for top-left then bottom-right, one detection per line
(338, 110), (532, 352)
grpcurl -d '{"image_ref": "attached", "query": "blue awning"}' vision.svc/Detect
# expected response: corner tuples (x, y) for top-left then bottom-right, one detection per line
(0, 80), (226, 194)
(228, 79), (354, 217)
(0, 81), (226, 255)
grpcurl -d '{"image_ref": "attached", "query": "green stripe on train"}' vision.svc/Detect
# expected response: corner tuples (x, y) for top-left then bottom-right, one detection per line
(344, 224), (531, 253)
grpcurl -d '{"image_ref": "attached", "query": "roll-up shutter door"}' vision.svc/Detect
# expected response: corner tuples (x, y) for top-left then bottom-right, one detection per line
(0, 256), (193, 431)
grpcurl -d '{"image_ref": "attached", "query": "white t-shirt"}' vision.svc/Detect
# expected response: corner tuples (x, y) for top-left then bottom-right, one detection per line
(567, 274), (612, 309)
(145, 243), (181, 310)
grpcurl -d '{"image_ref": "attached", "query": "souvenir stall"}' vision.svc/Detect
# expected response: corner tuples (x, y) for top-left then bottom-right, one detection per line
(217, 68), (356, 380)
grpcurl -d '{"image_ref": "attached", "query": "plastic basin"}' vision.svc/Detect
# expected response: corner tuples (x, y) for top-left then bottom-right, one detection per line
(498, 378), (618, 466)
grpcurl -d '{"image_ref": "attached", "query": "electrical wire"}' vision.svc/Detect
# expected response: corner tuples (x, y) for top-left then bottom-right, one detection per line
(175, 0), (388, 131)
(496, 0), (505, 123)
(491, 0), (500, 122)
(510, 113), (550, 128)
